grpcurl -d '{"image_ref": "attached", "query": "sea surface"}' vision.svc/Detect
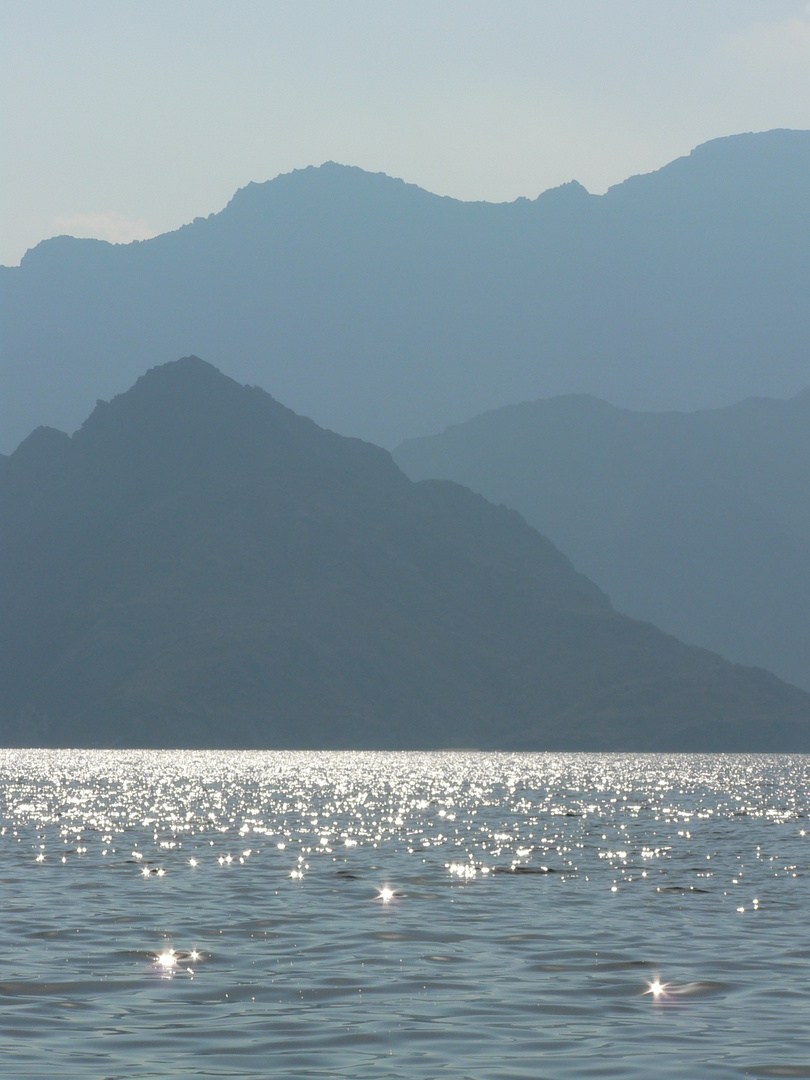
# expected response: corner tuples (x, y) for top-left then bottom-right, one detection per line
(1, 750), (809, 1079)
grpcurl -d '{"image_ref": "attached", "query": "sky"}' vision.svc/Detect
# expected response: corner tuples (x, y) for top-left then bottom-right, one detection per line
(3, 0), (810, 267)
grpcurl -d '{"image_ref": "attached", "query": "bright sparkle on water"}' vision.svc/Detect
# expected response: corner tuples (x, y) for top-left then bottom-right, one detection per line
(2, 749), (810, 1079)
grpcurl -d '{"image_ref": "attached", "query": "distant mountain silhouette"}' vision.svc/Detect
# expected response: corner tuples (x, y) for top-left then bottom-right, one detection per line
(2, 129), (809, 453)
(2, 357), (810, 750)
(394, 389), (810, 692)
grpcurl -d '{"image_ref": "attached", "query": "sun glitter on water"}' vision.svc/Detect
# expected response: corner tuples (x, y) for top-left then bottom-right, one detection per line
(153, 947), (202, 978)
(157, 949), (176, 970)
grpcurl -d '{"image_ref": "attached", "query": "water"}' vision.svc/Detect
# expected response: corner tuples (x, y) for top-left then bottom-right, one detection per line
(1, 750), (809, 1079)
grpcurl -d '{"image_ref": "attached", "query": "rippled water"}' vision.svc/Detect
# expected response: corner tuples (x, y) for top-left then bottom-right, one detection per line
(1, 751), (809, 1079)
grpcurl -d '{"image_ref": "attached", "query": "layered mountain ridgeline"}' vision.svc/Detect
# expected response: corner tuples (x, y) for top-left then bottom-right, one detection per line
(2, 357), (810, 750)
(394, 389), (810, 693)
(2, 130), (810, 453)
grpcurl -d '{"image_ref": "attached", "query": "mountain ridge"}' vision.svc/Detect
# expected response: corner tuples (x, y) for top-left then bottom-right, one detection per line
(3, 357), (810, 751)
(3, 128), (809, 453)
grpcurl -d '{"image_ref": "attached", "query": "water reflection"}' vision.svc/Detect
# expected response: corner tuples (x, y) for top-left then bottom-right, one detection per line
(0, 750), (807, 1079)
(156, 949), (176, 971)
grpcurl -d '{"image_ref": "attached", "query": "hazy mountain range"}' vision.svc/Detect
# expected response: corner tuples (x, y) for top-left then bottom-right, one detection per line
(2, 129), (809, 455)
(395, 389), (810, 693)
(2, 357), (809, 750)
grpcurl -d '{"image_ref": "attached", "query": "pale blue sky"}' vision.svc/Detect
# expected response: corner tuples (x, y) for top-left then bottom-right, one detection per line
(3, 0), (810, 265)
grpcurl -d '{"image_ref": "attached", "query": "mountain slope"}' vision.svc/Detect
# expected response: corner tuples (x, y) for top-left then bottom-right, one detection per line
(2, 129), (809, 453)
(394, 389), (810, 691)
(2, 357), (810, 750)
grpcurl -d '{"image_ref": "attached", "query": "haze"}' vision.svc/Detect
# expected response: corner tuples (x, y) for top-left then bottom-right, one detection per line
(3, 0), (810, 267)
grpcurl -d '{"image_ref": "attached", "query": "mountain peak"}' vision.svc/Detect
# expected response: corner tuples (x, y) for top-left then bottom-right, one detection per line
(11, 424), (71, 463)
(221, 161), (440, 227)
(75, 355), (251, 441)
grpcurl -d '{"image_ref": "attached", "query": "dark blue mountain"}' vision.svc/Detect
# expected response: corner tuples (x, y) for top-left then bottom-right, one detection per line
(3, 358), (809, 750)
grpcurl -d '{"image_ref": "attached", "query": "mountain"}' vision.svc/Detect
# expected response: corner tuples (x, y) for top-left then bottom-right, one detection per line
(2, 129), (809, 454)
(2, 356), (810, 750)
(394, 389), (810, 692)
